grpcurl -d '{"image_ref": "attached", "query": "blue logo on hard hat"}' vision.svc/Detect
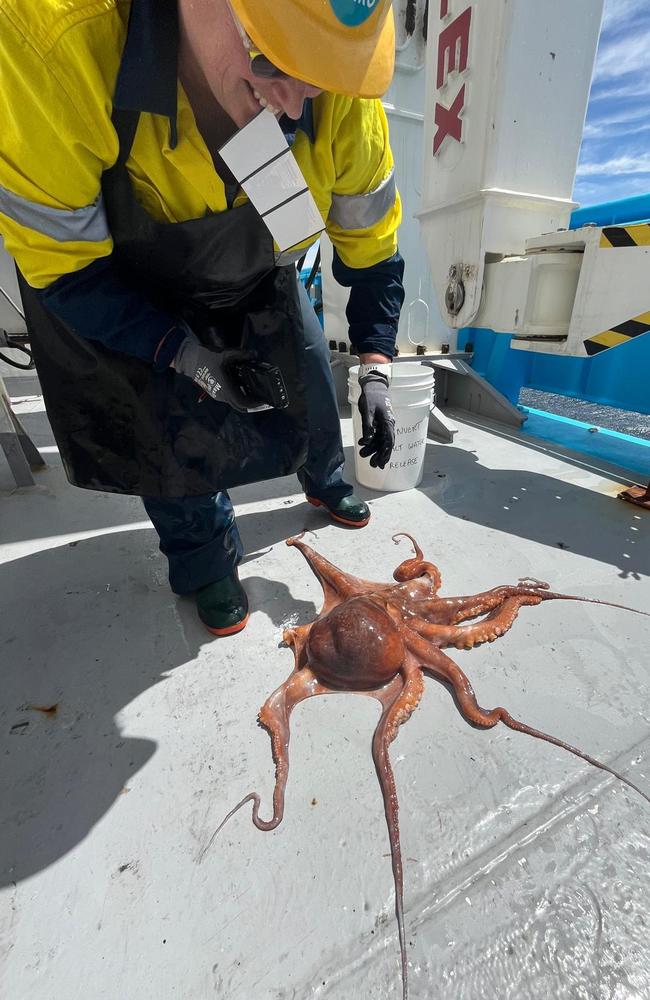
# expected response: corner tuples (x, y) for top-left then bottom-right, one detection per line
(330, 0), (380, 28)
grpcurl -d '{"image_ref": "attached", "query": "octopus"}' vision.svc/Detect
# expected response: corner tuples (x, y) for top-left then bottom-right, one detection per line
(204, 533), (650, 999)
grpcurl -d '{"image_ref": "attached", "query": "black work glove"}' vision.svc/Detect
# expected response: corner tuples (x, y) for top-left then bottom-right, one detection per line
(358, 368), (395, 469)
(172, 337), (259, 412)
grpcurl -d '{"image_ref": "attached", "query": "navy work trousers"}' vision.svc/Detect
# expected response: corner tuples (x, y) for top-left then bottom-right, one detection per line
(143, 282), (352, 594)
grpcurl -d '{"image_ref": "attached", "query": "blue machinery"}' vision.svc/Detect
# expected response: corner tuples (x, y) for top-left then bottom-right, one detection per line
(454, 193), (650, 479)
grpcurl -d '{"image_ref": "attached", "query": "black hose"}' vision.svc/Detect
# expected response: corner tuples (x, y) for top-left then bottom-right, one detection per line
(0, 332), (34, 370)
(304, 247), (321, 294)
(0, 343), (34, 370)
(0, 280), (33, 368)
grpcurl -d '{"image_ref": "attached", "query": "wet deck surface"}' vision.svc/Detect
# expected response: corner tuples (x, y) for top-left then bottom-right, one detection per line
(519, 387), (650, 442)
(1, 372), (649, 999)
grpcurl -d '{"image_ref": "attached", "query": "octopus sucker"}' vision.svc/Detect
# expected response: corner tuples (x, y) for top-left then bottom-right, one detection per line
(206, 534), (649, 999)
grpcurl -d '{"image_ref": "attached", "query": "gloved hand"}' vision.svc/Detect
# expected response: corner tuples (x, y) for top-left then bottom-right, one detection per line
(358, 366), (395, 469)
(172, 337), (257, 412)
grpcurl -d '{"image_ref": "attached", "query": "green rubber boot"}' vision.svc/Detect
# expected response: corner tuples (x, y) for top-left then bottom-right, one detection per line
(306, 494), (371, 528)
(195, 571), (249, 636)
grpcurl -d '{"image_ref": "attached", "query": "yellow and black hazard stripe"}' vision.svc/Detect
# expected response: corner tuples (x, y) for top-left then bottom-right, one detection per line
(585, 310), (650, 356)
(600, 222), (650, 248)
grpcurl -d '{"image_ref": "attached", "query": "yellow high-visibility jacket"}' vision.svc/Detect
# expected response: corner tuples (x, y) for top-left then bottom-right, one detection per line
(0, 0), (404, 361)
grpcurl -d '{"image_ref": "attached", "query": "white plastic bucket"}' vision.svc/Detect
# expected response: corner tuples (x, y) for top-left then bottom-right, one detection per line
(348, 363), (435, 492)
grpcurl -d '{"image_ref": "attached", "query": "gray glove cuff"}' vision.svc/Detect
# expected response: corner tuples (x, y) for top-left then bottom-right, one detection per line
(358, 362), (392, 385)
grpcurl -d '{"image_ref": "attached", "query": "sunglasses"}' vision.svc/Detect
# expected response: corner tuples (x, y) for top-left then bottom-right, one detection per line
(248, 49), (289, 80)
(228, 2), (289, 80)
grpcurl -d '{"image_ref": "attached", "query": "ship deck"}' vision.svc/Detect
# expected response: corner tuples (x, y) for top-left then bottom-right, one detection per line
(1, 365), (649, 999)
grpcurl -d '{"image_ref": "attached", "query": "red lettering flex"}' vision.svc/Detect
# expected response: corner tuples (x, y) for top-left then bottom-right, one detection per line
(437, 7), (472, 88)
(433, 85), (465, 155)
(433, 5), (473, 156)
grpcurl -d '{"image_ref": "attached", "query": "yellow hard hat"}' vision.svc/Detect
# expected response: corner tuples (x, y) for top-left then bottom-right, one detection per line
(230, 0), (395, 98)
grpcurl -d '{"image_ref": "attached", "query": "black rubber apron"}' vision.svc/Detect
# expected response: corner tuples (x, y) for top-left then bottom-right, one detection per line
(19, 108), (309, 498)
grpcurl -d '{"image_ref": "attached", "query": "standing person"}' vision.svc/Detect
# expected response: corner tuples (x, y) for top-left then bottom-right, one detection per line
(0, 0), (405, 635)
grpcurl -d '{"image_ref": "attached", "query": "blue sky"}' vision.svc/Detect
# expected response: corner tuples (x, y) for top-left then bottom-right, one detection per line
(574, 0), (650, 205)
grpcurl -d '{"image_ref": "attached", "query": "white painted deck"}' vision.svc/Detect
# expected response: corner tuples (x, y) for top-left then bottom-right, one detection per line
(1, 366), (649, 999)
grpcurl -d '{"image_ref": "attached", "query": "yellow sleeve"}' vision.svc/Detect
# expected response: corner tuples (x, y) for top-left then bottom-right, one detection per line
(326, 97), (402, 270)
(0, 9), (122, 287)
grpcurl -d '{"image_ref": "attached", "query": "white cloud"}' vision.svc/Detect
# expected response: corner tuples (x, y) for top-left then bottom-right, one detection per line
(590, 75), (650, 102)
(601, 0), (648, 30)
(592, 28), (650, 81)
(576, 153), (650, 177)
(583, 121), (650, 140)
(574, 172), (650, 203)
(582, 103), (650, 132)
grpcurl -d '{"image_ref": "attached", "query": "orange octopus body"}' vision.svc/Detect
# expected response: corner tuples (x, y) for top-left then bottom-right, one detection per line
(209, 532), (649, 1000)
(306, 595), (405, 690)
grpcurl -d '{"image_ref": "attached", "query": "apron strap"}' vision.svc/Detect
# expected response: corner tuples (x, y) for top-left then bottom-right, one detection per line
(110, 107), (141, 170)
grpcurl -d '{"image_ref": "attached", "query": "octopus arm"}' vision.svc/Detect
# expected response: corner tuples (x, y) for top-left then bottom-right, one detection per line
(405, 636), (650, 806)
(286, 536), (390, 613)
(371, 667), (424, 1000)
(405, 594), (545, 650)
(199, 668), (332, 857)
